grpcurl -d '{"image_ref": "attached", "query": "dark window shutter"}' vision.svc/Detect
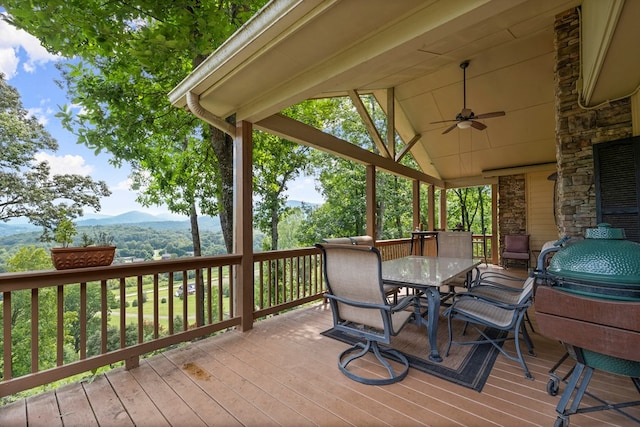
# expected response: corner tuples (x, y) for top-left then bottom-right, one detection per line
(594, 136), (640, 242)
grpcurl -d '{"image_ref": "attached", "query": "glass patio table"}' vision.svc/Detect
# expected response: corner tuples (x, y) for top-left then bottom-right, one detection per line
(382, 256), (480, 362)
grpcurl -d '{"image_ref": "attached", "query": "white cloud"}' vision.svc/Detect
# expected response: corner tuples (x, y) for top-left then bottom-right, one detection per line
(33, 152), (94, 176)
(26, 107), (49, 126)
(0, 13), (60, 79)
(0, 46), (19, 78)
(114, 179), (133, 191)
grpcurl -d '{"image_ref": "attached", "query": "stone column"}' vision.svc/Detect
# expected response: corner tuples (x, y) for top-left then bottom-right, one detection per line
(554, 8), (632, 237)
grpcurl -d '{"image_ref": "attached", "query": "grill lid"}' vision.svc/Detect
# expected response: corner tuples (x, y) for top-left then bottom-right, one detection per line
(547, 223), (640, 285)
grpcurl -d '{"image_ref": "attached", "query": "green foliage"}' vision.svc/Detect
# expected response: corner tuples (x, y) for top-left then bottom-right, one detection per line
(446, 186), (492, 233)
(6, 246), (52, 271)
(2, 0), (269, 255)
(52, 218), (77, 247)
(0, 75), (111, 232)
(252, 131), (313, 250)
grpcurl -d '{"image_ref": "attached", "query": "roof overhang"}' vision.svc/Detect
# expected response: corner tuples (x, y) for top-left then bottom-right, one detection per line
(170, 0), (640, 185)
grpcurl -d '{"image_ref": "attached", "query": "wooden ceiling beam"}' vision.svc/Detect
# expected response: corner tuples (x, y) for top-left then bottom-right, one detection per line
(256, 113), (444, 187)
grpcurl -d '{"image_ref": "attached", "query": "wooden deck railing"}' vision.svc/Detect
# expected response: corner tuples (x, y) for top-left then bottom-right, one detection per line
(0, 236), (447, 398)
(0, 241), (405, 398)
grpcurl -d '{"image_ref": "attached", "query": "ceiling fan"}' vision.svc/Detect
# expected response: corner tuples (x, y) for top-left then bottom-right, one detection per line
(431, 60), (505, 134)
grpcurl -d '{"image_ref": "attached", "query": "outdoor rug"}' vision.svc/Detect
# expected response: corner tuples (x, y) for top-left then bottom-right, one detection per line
(321, 315), (507, 392)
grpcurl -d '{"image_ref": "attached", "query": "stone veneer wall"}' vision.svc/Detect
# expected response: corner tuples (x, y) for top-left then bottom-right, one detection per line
(554, 8), (633, 237)
(498, 174), (526, 254)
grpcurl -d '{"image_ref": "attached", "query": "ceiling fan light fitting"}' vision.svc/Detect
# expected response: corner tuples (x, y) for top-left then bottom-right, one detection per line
(457, 120), (472, 129)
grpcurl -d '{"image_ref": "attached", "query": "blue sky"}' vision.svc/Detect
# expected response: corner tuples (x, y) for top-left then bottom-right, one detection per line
(0, 12), (323, 217)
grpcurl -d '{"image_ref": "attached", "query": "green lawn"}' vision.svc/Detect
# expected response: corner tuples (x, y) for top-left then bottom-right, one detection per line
(108, 280), (231, 330)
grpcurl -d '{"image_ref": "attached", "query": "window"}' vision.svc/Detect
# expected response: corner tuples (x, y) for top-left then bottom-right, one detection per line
(594, 136), (640, 242)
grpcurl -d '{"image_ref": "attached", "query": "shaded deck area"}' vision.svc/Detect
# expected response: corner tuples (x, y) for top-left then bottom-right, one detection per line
(2, 295), (639, 426)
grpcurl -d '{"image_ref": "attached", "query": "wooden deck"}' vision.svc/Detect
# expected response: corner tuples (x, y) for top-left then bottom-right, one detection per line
(2, 285), (640, 426)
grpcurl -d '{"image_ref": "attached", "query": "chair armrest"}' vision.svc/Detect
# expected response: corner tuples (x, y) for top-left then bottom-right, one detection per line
(323, 293), (391, 311)
(478, 271), (525, 283)
(449, 292), (532, 311)
(471, 282), (522, 293)
(390, 295), (416, 313)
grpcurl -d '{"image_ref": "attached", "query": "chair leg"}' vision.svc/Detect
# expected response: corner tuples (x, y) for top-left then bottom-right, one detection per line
(447, 315), (534, 380)
(338, 340), (409, 385)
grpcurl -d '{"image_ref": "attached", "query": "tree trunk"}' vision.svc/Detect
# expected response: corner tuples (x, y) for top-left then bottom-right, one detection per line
(271, 208), (279, 250)
(189, 203), (205, 326)
(210, 124), (235, 253)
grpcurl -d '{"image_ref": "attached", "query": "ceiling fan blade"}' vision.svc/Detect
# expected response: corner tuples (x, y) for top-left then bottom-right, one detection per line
(430, 119), (457, 124)
(442, 123), (459, 134)
(470, 120), (487, 131)
(473, 111), (505, 120)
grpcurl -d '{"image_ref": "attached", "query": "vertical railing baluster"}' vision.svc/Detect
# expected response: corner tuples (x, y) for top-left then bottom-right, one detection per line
(119, 278), (126, 348)
(137, 276), (143, 343)
(182, 273), (188, 331)
(80, 283), (87, 359)
(57, 285), (64, 365)
(217, 267), (223, 321)
(153, 274), (159, 339)
(227, 266), (236, 317)
(195, 268), (203, 327)
(267, 261), (272, 306)
(4, 291), (12, 380)
(31, 288), (38, 373)
(297, 256), (301, 298)
(100, 280), (108, 355)
(168, 272), (174, 335)
(258, 261), (264, 310)
(206, 268), (212, 324)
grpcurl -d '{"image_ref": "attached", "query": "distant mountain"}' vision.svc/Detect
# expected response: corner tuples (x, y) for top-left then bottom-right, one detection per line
(0, 222), (35, 236)
(76, 211), (180, 226)
(287, 200), (320, 209)
(0, 211), (215, 236)
(0, 200), (317, 236)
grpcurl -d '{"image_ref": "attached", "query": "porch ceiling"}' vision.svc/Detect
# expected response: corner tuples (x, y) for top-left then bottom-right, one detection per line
(170, 0), (640, 186)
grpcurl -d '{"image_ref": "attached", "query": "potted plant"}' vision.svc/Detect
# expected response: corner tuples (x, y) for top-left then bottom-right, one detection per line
(48, 218), (116, 270)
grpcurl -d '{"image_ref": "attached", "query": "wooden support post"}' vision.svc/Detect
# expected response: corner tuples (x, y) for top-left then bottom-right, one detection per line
(428, 185), (436, 231)
(366, 164), (376, 240)
(235, 121), (254, 331)
(439, 188), (447, 230)
(412, 180), (420, 230)
(491, 183), (499, 265)
(387, 88), (395, 159)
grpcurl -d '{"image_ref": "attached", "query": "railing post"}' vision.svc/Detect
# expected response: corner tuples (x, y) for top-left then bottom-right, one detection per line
(235, 120), (254, 331)
(125, 356), (139, 370)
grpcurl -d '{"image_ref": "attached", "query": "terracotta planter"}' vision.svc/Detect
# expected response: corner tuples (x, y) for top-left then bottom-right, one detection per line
(50, 246), (116, 270)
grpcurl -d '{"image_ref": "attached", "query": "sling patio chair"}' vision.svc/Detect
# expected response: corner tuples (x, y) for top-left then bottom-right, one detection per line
(501, 234), (531, 269)
(316, 243), (417, 385)
(321, 236), (400, 302)
(444, 276), (536, 379)
(467, 271), (537, 334)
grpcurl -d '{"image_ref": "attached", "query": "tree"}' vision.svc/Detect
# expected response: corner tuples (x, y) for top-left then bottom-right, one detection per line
(5, 246), (53, 271)
(0, 247), (58, 379)
(447, 185), (491, 233)
(0, 74), (110, 231)
(2, 1), (268, 255)
(253, 132), (312, 250)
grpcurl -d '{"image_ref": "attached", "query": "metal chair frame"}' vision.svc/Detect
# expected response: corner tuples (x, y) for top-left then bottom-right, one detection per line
(317, 243), (416, 385)
(444, 277), (536, 379)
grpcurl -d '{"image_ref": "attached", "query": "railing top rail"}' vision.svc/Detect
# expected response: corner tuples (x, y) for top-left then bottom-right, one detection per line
(0, 254), (242, 291)
(253, 246), (321, 261)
